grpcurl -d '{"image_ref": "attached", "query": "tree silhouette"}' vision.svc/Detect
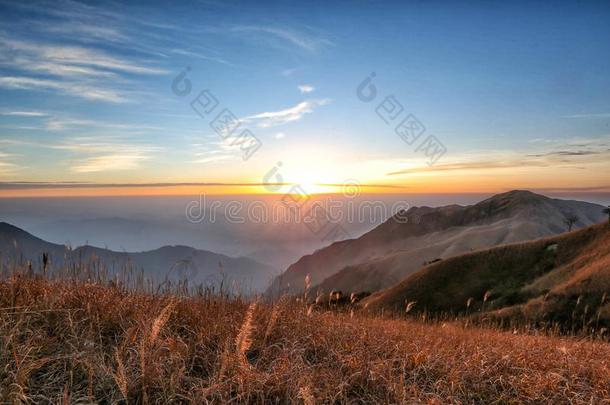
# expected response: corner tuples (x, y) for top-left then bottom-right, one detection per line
(604, 206), (610, 223)
(563, 213), (578, 232)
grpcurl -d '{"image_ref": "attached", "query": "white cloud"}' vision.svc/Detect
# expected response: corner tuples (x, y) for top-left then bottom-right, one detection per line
(71, 153), (149, 173)
(0, 125), (44, 130)
(191, 154), (234, 164)
(0, 37), (168, 76)
(230, 26), (332, 52)
(0, 110), (49, 117)
(0, 34), (168, 103)
(244, 99), (332, 128)
(190, 140), (242, 164)
(5, 136), (162, 173)
(43, 22), (128, 43)
(281, 67), (298, 77)
(170, 49), (234, 66)
(0, 161), (20, 174)
(44, 117), (163, 132)
(565, 112), (610, 119)
(0, 76), (129, 103)
(20, 60), (118, 78)
(385, 139), (610, 177)
(0, 151), (23, 175)
(275, 132), (286, 139)
(298, 84), (314, 94)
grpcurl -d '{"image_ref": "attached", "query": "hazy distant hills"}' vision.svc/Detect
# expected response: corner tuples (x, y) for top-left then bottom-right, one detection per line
(364, 222), (610, 327)
(27, 216), (332, 271)
(0, 222), (278, 293)
(268, 190), (607, 296)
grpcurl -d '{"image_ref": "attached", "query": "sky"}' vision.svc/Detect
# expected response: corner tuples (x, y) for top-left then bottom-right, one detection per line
(0, 0), (609, 197)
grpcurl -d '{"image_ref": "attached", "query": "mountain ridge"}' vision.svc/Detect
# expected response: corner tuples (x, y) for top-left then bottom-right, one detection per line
(267, 190), (606, 296)
(0, 221), (277, 293)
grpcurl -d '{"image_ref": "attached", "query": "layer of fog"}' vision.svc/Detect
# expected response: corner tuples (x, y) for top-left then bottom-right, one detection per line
(1, 192), (606, 270)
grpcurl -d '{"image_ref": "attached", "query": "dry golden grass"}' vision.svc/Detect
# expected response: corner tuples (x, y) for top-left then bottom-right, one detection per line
(1, 275), (609, 404)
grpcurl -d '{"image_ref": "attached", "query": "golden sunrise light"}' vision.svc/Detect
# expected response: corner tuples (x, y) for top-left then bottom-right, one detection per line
(1, 1), (610, 402)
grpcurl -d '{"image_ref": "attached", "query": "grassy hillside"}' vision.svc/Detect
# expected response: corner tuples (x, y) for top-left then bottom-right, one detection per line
(364, 223), (610, 330)
(1, 275), (609, 403)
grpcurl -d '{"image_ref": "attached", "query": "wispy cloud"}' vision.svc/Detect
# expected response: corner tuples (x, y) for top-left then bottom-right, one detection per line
(1, 136), (161, 173)
(71, 152), (152, 173)
(41, 21), (129, 43)
(229, 26), (332, 52)
(0, 76), (129, 103)
(243, 99), (332, 128)
(387, 140), (610, 177)
(190, 139), (244, 164)
(170, 48), (234, 66)
(0, 181), (276, 190)
(5, 0), (177, 50)
(0, 110), (49, 117)
(298, 84), (314, 94)
(387, 159), (550, 176)
(529, 186), (610, 193)
(191, 154), (234, 164)
(0, 151), (23, 175)
(43, 117), (163, 132)
(0, 162), (20, 175)
(564, 112), (610, 119)
(0, 125), (45, 131)
(0, 33), (168, 103)
(281, 67), (299, 77)
(0, 37), (168, 76)
(528, 136), (610, 148)
(274, 132), (286, 139)
(526, 150), (606, 158)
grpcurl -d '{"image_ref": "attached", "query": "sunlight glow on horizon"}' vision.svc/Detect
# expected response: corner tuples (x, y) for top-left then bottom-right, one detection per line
(0, 1), (609, 197)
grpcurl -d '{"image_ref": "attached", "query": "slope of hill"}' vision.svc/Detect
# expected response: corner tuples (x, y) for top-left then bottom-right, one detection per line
(268, 190), (606, 296)
(3, 275), (610, 403)
(0, 222), (277, 293)
(364, 222), (610, 327)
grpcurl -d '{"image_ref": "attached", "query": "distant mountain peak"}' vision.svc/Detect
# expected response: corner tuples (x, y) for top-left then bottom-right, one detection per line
(502, 189), (538, 196)
(486, 189), (547, 202)
(477, 190), (543, 208)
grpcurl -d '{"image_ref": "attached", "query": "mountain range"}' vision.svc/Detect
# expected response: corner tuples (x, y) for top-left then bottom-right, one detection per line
(2, 190), (607, 302)
(0, 222), (278, 293)
(267, 190), (606, 296)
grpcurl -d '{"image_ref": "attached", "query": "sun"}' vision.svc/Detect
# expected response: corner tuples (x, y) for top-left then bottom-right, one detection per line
(293, 182), (334, 195)
(260, 145), (352, 195)
(285, 167), (339, 195)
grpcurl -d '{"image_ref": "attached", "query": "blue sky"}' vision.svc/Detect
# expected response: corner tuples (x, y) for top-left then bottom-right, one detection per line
(0, 0), (609, 194)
